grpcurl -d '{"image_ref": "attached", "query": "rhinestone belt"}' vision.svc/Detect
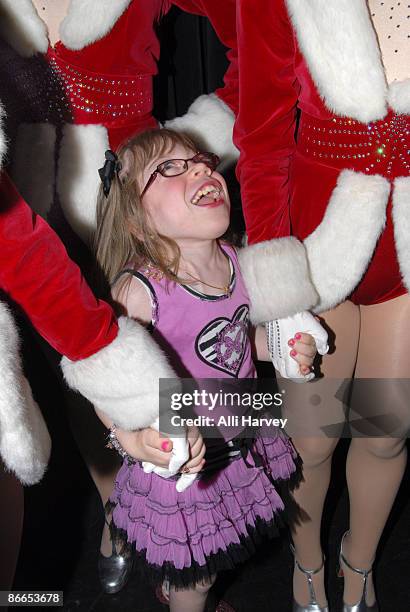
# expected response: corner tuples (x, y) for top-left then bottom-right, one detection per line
(298, 111), (410, 177)
(47, 47), (153, 126)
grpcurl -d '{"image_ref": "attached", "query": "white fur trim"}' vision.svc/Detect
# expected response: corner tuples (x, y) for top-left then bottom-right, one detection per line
(57, 124), (109, 244)
(305, 170), (390, 313)
(285, 0), (388, 123)
(0, 0), (48, 56)
(387, 79), (410, 115)
(0, 0), (132, 56)
(0, 103), (7, 168)
(61, 317), (177, 431)
(0, 302), (51, 485)
(238, 237), (318, 325)
(60, 0), (132, 50)
(164, 94), (238, 168)
(392, 177), (410, 293)
(10, 123), (56, 219)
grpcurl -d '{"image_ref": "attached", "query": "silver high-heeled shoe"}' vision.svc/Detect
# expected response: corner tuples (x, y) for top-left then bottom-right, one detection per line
(291, 545), (329, 612)
(98, 516), (134, 594)
(338, 531), (379, 612)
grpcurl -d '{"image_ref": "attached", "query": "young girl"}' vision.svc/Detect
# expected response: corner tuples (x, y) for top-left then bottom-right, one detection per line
(94, 128), (318, 612)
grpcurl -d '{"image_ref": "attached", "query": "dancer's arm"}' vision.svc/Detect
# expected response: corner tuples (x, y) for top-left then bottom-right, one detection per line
(235, 0), (298, 244)
(165, 0), (238, 164)
(0, 171), (118, 360)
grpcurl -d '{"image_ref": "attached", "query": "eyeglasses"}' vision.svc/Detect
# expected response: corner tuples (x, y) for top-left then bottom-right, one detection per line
(140, 152), (220, 198)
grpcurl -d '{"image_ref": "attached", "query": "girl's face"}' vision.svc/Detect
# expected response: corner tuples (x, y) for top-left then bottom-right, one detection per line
(139, 143), (230, 243)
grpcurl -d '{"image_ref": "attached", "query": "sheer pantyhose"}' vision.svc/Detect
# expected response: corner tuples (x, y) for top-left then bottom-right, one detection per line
(285, 294), (409, 607)
(63, 391), (121, 557)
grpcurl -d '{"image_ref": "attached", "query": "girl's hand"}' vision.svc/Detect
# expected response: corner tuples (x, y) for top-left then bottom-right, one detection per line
(115, 427), (174, 468)
(288, 332), (317, 376)
(181, 426), (206, 474)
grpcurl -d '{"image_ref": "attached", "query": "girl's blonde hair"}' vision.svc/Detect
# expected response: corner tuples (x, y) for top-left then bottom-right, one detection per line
(94, 128), (200, 286)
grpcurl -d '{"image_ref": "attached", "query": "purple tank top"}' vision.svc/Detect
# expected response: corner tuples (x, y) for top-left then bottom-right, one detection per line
(129, 244), (256, 380)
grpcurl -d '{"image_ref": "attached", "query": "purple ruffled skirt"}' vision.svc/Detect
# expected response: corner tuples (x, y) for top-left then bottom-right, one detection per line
(109, 431), (298, 588)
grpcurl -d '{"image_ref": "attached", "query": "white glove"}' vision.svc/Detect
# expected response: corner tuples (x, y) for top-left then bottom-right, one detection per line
(266, 311), (329, 382)
(142, 418), (198, 492)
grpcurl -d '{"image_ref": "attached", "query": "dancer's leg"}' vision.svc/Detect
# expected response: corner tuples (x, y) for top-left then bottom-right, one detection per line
(0, 464), (24, 589)
(64, 391), (120, 556)
(343, 294), (410, 605)
(284, 300), (360, 607)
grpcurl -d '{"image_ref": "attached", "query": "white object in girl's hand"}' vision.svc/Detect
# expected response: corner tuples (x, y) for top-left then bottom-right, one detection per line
(266, 311), (329, 382)
(142, 418), (198, 492)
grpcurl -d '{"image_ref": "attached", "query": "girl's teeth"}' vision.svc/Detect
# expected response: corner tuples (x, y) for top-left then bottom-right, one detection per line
(191, 186), (221, 205)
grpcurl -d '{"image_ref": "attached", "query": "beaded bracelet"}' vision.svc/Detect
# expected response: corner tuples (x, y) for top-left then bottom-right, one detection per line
(266, 319), (282, 361)
(106, 424), (136, 466)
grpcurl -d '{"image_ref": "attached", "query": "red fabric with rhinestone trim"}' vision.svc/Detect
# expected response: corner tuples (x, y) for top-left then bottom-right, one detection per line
(235, 0), (409, 306)
(293, 112), (409, 305)
(47, 48), (154, 128)
(46, 46), (156, 149)
(298, 112), (410, 177)
(41, 0), (238, 150)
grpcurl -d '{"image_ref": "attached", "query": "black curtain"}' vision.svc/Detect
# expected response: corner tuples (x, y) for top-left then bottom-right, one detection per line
(154, 7), (229, 121)
(154, 8), (244, 237)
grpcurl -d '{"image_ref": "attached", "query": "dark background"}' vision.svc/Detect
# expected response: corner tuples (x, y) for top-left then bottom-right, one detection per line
(9, 8), (410, 612)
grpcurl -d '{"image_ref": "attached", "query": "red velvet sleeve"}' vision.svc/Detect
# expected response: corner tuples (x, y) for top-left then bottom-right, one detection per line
(171, 0), (238, 114)
(235, 0), (300, 244)
(0, 172), (118, 360)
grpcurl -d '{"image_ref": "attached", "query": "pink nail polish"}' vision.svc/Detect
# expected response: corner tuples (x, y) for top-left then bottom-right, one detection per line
(295, 333), (301, 340)
(290, 349), (297, 357)
(161, 441), (169, 451)
(288, 338), (295, 346)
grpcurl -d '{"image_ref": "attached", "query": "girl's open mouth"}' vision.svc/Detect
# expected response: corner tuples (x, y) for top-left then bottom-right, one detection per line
(191, 183), (224, 206)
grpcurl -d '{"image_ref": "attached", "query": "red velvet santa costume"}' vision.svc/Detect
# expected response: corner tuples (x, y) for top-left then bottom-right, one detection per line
(0, 0), (238, 244)
(235, 0), (410, 312)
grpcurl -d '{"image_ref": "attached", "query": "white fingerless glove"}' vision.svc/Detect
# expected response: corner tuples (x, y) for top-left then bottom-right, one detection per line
(142, 418), (198, 492)
(266, 311), (329, 382)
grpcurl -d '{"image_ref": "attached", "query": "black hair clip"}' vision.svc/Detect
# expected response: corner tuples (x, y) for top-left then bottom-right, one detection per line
(98, 150), (122, 197)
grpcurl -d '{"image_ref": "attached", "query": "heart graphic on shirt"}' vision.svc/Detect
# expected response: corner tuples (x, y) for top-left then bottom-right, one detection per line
(195, 305), (249, 377)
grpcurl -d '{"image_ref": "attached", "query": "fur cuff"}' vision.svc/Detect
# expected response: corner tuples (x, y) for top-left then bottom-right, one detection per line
(164, 94), (238, 168)
(305, 170), (390, 313)
(238, 237), (318, 325)
(60, 0), (132, 50)
(0, 302), (51, 485)
(392, 177), (410, 293)
(60, 317), (176, 431)
(388, 79), (410, 115)
(285, 0), (387, 123)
